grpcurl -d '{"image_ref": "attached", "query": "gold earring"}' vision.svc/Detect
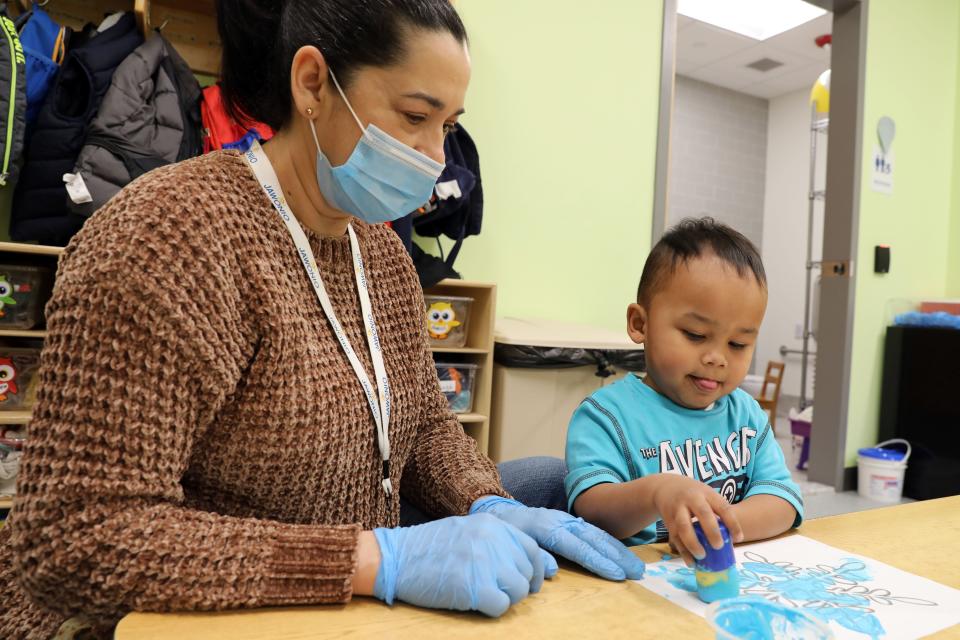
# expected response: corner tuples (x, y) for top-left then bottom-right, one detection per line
(306, 107), (314, 116)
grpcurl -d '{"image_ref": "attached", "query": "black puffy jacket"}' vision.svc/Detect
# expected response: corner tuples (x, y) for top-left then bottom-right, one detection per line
(67, 33), (202, 219)
(11, 12), (142, 245)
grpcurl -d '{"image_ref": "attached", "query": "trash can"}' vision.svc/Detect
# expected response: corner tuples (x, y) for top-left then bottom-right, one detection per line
(788, 406), (814, 471)
(489, 318), (645, 462)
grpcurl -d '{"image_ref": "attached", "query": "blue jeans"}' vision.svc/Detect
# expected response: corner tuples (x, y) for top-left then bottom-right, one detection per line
(400, 456), (568, 526)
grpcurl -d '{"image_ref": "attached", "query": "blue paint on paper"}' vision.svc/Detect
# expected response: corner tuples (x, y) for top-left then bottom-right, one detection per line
(738, 555), (886, 638)
(712, 596), (830, 640)
(649, 551), (938, 639)
(668, 568), (698, 593)
(647, 563), (697, 592)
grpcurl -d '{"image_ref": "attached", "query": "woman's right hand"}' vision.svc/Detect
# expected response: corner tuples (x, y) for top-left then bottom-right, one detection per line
(371, 513), (556, 617)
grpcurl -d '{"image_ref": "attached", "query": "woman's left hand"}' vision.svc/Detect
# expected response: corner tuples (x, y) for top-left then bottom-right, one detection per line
(470, 496), (646, 581)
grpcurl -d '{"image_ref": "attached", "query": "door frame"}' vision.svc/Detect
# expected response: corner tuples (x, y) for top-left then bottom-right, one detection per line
(652, 0), (869, 489)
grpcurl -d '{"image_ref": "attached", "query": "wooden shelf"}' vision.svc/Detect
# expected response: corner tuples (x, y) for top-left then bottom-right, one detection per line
(0, 411), (32, 425)
(9, 1), (222, 77)
(144, 1), (221, 76)
(430, 347), (489, 355)
(432, 280), (497, 290)
(146, 0), (214, 13)
(0, 329), (47, 339)
(0, 496), (12, 510)
(0, 242), (64, 257)
(427, 279), (496, 456)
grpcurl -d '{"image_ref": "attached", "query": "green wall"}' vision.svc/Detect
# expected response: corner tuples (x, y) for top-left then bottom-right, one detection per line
(428, 0), (663, 331)
(844, 0), (960, 465)
(950, 9), (960, 299)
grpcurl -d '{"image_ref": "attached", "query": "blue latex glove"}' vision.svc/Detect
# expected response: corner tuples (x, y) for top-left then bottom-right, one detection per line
(373, 513), (556, 617)
(470, 496), (645, 581)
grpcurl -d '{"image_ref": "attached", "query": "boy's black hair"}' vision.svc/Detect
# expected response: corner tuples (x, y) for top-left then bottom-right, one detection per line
(637, 217), (766, 305)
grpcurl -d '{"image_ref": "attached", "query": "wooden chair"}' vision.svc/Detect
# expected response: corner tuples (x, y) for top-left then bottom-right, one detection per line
(756, 361), (785, 431)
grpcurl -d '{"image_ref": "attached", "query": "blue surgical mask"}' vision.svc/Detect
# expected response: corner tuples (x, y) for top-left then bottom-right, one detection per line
(309, 71), (445, 224)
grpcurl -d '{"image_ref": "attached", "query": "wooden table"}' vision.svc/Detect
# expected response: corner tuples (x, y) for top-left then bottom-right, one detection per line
(117, 496), (960, 639)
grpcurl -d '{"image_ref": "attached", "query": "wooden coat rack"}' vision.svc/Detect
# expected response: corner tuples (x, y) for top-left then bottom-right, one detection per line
(13, 0), (220, 76)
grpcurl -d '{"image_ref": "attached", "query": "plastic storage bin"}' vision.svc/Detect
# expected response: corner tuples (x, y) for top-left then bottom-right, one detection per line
(424, 294), (473, 348)
(0, 265), (53, 330)
(0, 347), (42, 410)
(0, 447), (19, 498)
(0, 427), (24, 499)
(435, 362), (478, 414)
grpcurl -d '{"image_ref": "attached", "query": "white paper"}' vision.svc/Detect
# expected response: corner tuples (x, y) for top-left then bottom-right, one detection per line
(871, 145), (894, 195)
(63, 172), (93, 204)
(635, 535), (960, 639)
(435, 179), (462, 201)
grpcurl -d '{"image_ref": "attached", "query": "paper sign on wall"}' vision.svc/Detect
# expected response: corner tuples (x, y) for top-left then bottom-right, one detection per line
(871, 116), (896, 195)
(871, 145), (894, 195)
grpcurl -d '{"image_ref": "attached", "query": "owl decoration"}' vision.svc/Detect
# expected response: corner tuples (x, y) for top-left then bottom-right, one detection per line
(0, 358), (18, 403)
(0, 276), (16, 319)
(426, 301), (461, 340)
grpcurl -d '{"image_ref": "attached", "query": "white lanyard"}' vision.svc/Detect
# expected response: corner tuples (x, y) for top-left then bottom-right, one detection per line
(244, 141), (393, 496)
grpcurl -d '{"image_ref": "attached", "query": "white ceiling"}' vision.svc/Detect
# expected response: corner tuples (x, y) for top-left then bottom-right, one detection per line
(676, 12), (832, 99)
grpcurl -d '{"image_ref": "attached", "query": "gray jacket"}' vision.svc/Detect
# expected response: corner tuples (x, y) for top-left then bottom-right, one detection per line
(68, 33), (201, 217)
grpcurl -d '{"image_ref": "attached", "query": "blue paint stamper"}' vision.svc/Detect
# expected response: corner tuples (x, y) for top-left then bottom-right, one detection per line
(693, 520), (740, 603)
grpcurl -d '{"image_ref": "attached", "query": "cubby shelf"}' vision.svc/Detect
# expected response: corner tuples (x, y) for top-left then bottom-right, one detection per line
(426, 280), (496, 455)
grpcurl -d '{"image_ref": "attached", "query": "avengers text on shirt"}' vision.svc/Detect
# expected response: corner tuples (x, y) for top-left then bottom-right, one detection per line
(638, 427), (758, 504)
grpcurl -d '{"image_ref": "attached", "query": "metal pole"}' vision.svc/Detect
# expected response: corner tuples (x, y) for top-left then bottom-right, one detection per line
(780, 346), (817, 358)
(801, 103), (820, 410)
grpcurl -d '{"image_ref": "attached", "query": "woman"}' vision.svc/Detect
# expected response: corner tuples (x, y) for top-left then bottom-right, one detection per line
(0, 0), (644, 637)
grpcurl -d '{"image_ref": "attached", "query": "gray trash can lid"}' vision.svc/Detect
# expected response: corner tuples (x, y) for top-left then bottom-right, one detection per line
(494, 317), (643, 351)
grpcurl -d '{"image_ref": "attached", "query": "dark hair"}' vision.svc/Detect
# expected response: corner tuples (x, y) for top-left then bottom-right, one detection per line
(217, 0), (468, 130)
(637, 217), (766, 306)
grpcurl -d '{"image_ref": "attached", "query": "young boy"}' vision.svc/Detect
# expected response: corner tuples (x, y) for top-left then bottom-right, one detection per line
(565, 217), (802, 565)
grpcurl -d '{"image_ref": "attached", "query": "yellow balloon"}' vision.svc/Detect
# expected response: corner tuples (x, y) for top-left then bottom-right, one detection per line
(810, 69), (831, 114)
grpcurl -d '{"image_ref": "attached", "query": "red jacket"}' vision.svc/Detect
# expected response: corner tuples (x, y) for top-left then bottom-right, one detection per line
(201, 84), (273, 153)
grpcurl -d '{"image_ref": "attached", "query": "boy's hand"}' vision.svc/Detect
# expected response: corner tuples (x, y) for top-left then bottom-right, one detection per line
(652, 475), (743, 565)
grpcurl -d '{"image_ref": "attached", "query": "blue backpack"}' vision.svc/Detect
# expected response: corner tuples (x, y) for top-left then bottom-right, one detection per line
(16, 4), (64, 131)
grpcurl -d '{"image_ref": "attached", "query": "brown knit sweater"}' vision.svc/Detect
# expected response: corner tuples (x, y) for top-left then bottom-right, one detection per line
(0, 151), (507, 638)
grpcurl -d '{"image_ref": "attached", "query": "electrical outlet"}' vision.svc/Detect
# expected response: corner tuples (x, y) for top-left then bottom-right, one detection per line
(794, 323), (803, 339)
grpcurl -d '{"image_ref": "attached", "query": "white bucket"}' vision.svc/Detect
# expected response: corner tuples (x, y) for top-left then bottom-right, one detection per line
(857, 439), (910, 503)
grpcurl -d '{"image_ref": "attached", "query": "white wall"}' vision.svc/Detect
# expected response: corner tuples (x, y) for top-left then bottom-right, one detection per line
(756, 88), (826, 404)
(668, 76), (769, 249)
(667, 78), (824, 399)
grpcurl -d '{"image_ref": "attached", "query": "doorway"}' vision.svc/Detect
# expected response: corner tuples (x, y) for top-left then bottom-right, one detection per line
(653, 0), (868, 491)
